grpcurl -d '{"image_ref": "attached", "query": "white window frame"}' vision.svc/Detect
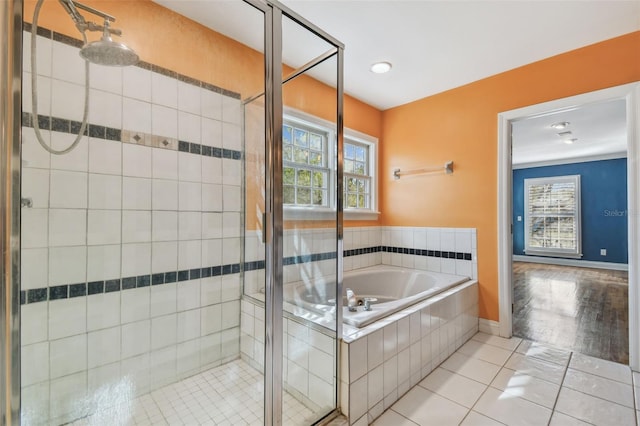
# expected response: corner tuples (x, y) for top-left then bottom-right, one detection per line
(283, 108), (379, 220)
(524, 174), (582, 258)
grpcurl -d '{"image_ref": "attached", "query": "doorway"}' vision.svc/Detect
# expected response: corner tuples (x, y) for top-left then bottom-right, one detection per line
(497, 82), (640, 371)
(510, 99), (629, 363)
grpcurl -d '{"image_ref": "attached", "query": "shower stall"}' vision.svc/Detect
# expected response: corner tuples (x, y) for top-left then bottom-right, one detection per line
(1, 0), (344, 424)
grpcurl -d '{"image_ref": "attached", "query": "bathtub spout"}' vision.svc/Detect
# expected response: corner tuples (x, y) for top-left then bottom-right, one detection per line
(346, 288), (358, 312)
(363, 297), (378, 311)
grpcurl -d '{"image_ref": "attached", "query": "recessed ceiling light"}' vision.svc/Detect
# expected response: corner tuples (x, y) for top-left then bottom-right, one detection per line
(564, 138), (578, 144)
(551, 121), (570, 130)
(370, 61), (392, 74)
(557, 131), (573, 137)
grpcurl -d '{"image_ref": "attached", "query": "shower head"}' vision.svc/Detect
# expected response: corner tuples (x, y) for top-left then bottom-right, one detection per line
(79, 21), (139, 67)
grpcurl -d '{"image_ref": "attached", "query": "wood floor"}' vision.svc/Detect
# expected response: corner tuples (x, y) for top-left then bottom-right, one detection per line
(513, 262), (629, 364)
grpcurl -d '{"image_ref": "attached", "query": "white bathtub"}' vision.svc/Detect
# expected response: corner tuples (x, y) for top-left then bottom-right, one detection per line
(285, 265), (470, 328)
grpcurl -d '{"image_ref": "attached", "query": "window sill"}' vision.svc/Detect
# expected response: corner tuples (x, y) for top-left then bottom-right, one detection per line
(283, 207), (380, 221)
(524, 250), (583, 259)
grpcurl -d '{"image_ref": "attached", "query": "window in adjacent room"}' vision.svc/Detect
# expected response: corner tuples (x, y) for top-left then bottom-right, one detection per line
(524, 175), (582, 258)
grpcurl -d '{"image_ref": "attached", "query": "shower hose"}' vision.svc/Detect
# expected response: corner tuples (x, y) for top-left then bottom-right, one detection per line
(30, 0), (90, 155)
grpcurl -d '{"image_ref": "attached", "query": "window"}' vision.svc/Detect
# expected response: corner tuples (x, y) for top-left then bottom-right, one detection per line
(283, 111), (378, 219)
(524, 175), (582, 258)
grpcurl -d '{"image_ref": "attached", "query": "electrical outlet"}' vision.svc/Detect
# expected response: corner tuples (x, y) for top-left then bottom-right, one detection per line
(600, 249), (607, 256)
(517, 216), (522, 222)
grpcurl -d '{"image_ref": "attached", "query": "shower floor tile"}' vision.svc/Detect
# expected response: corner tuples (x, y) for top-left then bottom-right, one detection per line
(70, 360), (315, 425)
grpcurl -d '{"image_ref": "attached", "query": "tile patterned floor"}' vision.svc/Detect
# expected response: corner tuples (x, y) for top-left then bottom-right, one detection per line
(70, 360), (315, 426)
(373, 332), (639, 426)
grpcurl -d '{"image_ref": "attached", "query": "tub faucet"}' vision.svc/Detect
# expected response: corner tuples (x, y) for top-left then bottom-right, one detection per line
(363, 297), (378, 311)
(346, 288), (357, 312)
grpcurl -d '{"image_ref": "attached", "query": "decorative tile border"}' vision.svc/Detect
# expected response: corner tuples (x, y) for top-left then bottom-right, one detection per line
(22, 111), (243, 161)
(344, 246), (472, 261)
(20, 251), (340, 305)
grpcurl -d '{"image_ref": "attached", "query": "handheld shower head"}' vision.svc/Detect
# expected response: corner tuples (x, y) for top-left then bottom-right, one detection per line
(80, 20), (139, 67)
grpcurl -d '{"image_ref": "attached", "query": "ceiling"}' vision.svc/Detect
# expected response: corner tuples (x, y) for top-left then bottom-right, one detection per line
(154, 0), (640, 110)
(511, 99), (627, 166)
(154, 0), (635, 166)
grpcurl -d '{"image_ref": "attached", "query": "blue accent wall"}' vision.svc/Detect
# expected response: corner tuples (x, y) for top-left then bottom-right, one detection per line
(513, 158), (628, 264)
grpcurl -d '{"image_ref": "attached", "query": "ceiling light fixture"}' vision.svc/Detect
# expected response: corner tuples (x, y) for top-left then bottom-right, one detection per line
(551, 121), (570, 130)
(564, 138), (578, 144)
(557, 131), (573, 137)
(370, 61), (392, 74)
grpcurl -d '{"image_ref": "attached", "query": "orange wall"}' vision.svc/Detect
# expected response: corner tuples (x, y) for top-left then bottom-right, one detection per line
(380, 31), (640, 321)
(24, 0), (383, 228)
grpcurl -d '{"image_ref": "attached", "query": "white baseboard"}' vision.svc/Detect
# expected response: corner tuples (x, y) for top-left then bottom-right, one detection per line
(513, 255), (628, 271)
(479, 319), (500, 336)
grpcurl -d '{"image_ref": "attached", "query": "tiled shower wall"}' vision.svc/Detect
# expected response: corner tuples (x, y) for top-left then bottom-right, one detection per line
(20, 27), (243, 424)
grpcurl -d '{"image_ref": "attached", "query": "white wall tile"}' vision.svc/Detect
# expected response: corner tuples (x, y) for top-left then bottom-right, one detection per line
(177, 309), (201, 343)
(52, 42), (84, 84)
(49, 371), (87, 421)
(221, 301), (240, 329)
(152, 104), (178, 139)
(22, 128), (51, 170)
(383, 355), (398, 397)
(179, 212), (201, 241)
(222, 95), (241, 125)
(152, 241), (178, 273)
(22, 208), (48, 248)
(152, 179), (178, 210)
(89, 138), (121, 175)
(201, 90), (222, 121)
(22, 342), (49, 386)
(178, 111), (201, 144)
(50, 133), (88, 172)
(121, 243), (151, 277)
(49, 246), (86, 287)
(441, 230), (456, 252)
(121, 287), (150, 324)
(383, 323), (398, 361)
(222, 158), (241, 186)
(87, 244), (120, 282)
(178, 240), (201, 270)
(88, 362), (121, 395)
(441, 258), (456, 274)
(200, 304), (222, 336)
(21, 248), (48, 290)
(201, 117), (222, 148)
(222, 122), (241, 151)
(200, 276), (221, 306)
(122, 177), (152, 210)
(123, 66), (151, 102)
(89, 63), (122, 95)
(221, 238), (240, 265)
(177, 280), (200, 312)
(176, 339), (200, 378)
(87, 210), (121, 246)
(151, 73), (177, 108)
(123, 144), (152, 178)
(49, 170), (87, 208)
(122, 210), (152, 244)
(223, 185), (241, 212)
(121, 320), (151, 359)
(151, 313), (177, 350)
(455, 230), (473, 253)
(222, 212), (240, 238)
(427, 228), (441, 251)
(179, 182), (202, 211)
(89, 89), (122, 129)
(152, 148), (178, 180)
(202, 213), (223, 239)
(150, 283), (177, 317)
(202, 184), (223, 212)
(21, 302), (48, 345)
(202, 156), (222, 184)
(368, 329), (384, 370)
(51, 79), (83, 120)
(122, 97), (152, 134)
(22, 168), (49, 209)
(88, 173), (121, 210)
(178, 152), (201, 182)
(150, 346), (177, 389)
(87, 327), (120, 369)
(49, 297), (86, 340)
(87, 292), (120, 331)
(152, 211), (178, 242)
(177, 81), (201, 115)
(201, 239), (222, 268)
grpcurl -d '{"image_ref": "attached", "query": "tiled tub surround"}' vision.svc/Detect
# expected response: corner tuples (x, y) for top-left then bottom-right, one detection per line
(340, 281), (479, 425)
(20, 26), (246, 425)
